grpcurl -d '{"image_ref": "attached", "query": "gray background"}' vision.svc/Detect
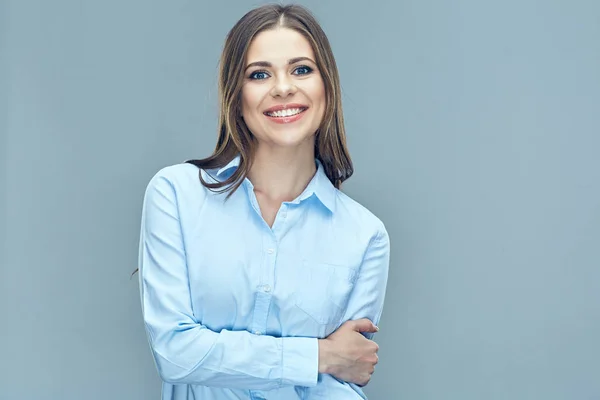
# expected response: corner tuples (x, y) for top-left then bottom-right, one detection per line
(1, 0), (599, 399)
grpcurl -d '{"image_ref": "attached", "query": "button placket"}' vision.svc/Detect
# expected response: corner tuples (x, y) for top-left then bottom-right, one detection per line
(250, 235), (277, 337)
(280, 204), (288, 219)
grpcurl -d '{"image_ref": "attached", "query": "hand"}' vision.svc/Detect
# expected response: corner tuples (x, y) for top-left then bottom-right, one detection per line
(318, 318), (380, 386)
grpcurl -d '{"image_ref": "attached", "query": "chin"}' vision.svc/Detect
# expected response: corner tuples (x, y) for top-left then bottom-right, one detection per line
(266, 133), (316, 149)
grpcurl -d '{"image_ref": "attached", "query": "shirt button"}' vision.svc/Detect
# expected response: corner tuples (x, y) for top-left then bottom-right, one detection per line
(263, 284), (271, 293)
(267, 248), (275, 254)
(255, 331), (262, 335)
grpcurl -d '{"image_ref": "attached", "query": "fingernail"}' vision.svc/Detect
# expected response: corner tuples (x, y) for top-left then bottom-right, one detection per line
(375, 325), (379, 331)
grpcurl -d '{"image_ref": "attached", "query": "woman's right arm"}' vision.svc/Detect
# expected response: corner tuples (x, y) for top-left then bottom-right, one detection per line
(138, 172), (317, 390)
(318, 319), (380, 386)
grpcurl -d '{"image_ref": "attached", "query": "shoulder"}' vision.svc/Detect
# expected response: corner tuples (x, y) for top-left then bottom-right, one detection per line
(143, 162), (213, 205)
(147, 162), (202, 188)
(333, 189), (389, 245)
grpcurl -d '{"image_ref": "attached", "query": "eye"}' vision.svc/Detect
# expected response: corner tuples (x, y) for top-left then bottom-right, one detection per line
(249, 70), (270, 80)
(293, 65), (313, 75)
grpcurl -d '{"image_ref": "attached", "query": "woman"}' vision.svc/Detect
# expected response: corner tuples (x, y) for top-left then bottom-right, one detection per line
(138, 4), (390, 399)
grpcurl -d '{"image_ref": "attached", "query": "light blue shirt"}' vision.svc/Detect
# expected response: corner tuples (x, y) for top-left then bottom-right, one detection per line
(138, 157), (390, 399)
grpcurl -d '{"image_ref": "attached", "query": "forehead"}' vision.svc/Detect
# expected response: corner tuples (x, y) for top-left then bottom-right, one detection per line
(246, 28), (315, 63)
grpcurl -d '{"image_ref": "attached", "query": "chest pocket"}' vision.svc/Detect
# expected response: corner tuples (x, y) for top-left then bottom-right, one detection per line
(294, 260), (358, 325)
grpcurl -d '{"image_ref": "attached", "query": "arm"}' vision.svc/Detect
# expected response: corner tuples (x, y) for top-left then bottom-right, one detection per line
(342, 226), (391, 338)
(138, 172), (318, 389)
(305, 227), (390, 396)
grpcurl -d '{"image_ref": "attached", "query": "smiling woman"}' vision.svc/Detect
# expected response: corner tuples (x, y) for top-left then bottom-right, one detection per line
(137, 4), (390, 400)
(186, 4), (352, 196)
(242, 28), (326, 154)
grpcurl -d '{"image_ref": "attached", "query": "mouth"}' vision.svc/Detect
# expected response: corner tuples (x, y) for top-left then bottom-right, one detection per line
(263, 106), (309, 118)
(262, 104), (309, 124)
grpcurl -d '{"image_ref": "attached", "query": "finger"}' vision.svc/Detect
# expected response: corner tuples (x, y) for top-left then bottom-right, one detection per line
(359, 375), (371, 387)
(349, 318), (371, 331)
(353, 318), (378, 333)
(372, 341), (380, 352)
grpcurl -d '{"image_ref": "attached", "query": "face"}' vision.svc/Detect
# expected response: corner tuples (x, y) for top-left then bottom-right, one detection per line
(241, 28), (326, 151)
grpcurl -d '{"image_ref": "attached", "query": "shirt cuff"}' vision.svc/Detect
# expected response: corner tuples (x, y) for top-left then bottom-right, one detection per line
(280, 337), (319, 387)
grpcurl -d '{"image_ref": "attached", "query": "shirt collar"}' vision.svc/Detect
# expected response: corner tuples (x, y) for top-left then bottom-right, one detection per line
(215, 156), (241, 178)
(296, 159), (336, 213)
(215, 155), (336, 213)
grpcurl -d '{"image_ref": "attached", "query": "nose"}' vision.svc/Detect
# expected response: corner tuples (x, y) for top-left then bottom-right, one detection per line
(270, 74), (297, 98)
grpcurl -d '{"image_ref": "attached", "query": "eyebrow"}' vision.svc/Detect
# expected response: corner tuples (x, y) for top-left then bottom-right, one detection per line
(245, 57), (316, 71)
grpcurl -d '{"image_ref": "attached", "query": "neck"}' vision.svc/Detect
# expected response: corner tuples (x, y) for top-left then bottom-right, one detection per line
(248, 145), (317, 203)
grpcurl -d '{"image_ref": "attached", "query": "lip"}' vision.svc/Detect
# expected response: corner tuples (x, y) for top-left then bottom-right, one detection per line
(263, 103), (309, 113)
(262, 103), (309, 124)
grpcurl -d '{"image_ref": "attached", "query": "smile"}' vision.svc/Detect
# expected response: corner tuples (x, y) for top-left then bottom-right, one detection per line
(263, 107), (307, 118)
(262, 105), (309, 124)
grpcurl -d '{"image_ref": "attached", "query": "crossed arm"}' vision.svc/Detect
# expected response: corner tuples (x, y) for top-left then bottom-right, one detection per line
(138, 173), (390, 389)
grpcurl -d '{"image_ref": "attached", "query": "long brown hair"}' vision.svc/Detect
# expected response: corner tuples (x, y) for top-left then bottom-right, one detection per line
(186, 3), (353, 195)
(132, 5), (351, 277)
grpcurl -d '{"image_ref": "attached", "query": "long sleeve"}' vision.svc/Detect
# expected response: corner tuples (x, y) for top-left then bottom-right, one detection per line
(341, 225), (391, 339)
(137, 171), (318, 390)
(308, 226), (391, 399)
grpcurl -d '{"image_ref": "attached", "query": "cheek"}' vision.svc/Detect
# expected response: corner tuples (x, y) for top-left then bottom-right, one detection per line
(314, 88), (327, 125)
(309, 80), (326, 109)
(312, 85), (326, 113)
(241, 86), (260, 115)
(240, 93), (251, 116)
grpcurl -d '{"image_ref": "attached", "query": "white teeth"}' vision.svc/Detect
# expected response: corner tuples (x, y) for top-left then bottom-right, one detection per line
(266, 108), (305, 117)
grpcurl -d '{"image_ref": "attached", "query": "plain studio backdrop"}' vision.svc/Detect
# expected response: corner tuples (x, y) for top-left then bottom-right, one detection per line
(1, 0), (599, 399)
